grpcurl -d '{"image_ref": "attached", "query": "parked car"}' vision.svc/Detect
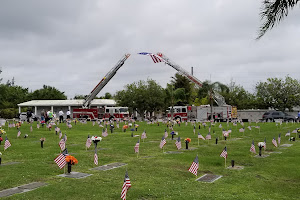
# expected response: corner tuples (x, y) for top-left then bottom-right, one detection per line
(18, 112), (38, 121)
(262, 111), (285, 122)
(283, 112), (296, 122)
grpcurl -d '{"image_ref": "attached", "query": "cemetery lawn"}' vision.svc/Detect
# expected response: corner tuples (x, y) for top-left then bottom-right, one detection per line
(1, 121), (300, 200)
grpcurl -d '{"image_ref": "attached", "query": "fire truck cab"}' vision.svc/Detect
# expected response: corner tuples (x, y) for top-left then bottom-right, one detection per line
(102, 107), (129, 121)
(167, 106), (188, 121)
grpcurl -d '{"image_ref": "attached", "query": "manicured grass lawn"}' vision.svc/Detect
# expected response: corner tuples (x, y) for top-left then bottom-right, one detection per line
(0, 120), (300, 199)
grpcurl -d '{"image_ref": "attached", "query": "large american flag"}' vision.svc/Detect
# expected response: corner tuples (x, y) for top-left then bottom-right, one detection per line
(86, 135), (92, 148)
(250, 140), (256, 154)
(205, 132), (211, 140)
(138, 52), (162, 63)
(264, 137), (267, 150)
(121, 171), (131, 200)
(272, 137), (278, 147)
(4, 136), (11, 150)
(141, 131), (147, 139)
(198, 133), (205, 140)
(220, 147), (228, 158)
(59, 139), (66, 151)
(278, 133), (281, 145)
(159, 136), (167, 149)
(188, 155), (199, 176)
(54, 148), (68, 169)
(134, 139), (140, 153)
(94, 148), (98, 165)
(175, 136), (182, 150)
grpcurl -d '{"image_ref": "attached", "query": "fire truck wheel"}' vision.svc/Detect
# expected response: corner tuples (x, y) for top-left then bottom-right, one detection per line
(109, 116), (115, 121)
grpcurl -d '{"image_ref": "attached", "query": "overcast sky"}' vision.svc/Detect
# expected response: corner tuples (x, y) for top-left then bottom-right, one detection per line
(1, 0), (299, 99)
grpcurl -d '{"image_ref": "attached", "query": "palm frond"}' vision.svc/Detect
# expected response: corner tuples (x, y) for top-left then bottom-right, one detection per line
(257, 0), (299, 39)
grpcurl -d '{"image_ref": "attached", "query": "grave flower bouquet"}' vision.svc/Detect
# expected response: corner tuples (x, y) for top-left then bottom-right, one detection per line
(65, 155), (78, 165)
(0, 128), (6, 135)
(184, 138), (191, 143)
(257, 142), (265, 147)
(91, 136), (102, 147)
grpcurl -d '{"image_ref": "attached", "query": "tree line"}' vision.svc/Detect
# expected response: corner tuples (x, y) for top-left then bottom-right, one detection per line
(0, 69), (299, 119)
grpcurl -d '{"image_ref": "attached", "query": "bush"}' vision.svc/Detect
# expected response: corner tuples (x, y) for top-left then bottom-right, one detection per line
(0, 108), (19, 119)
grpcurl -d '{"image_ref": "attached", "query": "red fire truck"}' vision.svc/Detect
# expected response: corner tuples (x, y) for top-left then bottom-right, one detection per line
(167, 106), (188, 121)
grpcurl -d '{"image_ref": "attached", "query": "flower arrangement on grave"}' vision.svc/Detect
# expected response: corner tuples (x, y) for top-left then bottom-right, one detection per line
(24, 134), (28, 138)
(170, 131), (178, 140)
(0, 129), (6, 135)
(223, 131), (229, 140)
(16, 122), (21, 128)
(40, 137), (46, 148)
(122, 125), (128, 132)
(65, 155), (78, 173)
(184, 138), (191, 149)
(257, 142), (265, 156)
(91, 136), (102, 147)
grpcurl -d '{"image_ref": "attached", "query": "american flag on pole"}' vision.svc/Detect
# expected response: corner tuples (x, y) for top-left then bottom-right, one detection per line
(17, 130), (21, 138)
(86, 135), (92, 148)
(164, 129), (168, 138)
(94, 148), (98, 165)
(54, 148), (68, 169)
(247, 126), (252, 131)
(285, 131), (291, 136)
(264, 137), (267, 150)
(102, 128), (108, 137)
(138, 52), (162, 63)
(193, 126), (196, 134)
(159, 136), (167, 149)
(205, 132), (211, 140)
(239, 128), (245, 133)
(59, 131), (62, 139)
(121, 171), (131, 200)
(220, 147), (228, 158)
(64, 133), (67, 141)
(219, 124), (222, 128)
(37, 123), (40, 129)
(4, 136), (11, 150)
(141, 131), (147, 139)
(59, 138), (66, 151)
(134, 139), (140, 153)
(272, 137), (278, 147)
(188, 155), (199, 176)
(198, 133), (205, 140)
(250, 140), (256, 154)
(228, 128), (232, 134)
(175, 136), (182, 150)
(292, 129), (297, 133)
(278, 133), (281, 145)
(30, 125), (33, 132)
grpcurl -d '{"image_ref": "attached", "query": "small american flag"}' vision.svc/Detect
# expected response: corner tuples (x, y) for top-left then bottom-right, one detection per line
(205, 132), (211, 140)
(228, 129), (232, 133)
(264, 137), (267, 150)
(219, 124), (222, 128)
(54, 148), (68, 169)
(248, 126), (252, 131)
(159, 136), (167, 149)
(233, 123), (237, 126)
(59, 131), (62, 139)
(292, 129), (297, 133)
(198, 133), (205, 140)
(220, 147), (228, 158)
(175, 136), (182, 150)
(37, 123), (40, 129)
(64, 133), (67, 141)
(59, 139), (66, 151)
(30, 125), (33, 132)
(241, 122), (244, 126)
(278, 133), (281, 145)
(239, 128), (245, 133)
(164, 129), (168, 138)
(92, 121), (95, 126)
(86, 135), (92, 148)
(188, 155), (199, 176)
(17, 130), (21, 138)
(255, 126), (260, 129)
(208, 126), (211, 133)
(285, 131), (291, 136)
(94, 148), (98, 165)
(250, 140), (256, 154)
(141, 131), (147, 139)
(193, 126), (196, 134)
(102, 129), (108, 137)
(272, 137), (278, 147)
(121, 171), (131, 200)
(4, 136), (11, 150)
(134, 139), (140, 153)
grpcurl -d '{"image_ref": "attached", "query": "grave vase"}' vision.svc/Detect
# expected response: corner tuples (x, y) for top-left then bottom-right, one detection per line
(185, 141), (189, 149)
(41, 140), (44, 148)
(259, 146), (262, 156)
(67, 162), (72, 173)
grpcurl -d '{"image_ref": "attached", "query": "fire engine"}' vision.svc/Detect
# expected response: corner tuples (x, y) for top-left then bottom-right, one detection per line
(73, 54), (130, 120)
(167, 106), (188, 121)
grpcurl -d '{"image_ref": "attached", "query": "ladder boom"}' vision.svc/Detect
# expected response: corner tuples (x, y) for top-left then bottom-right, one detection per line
(83, 54), (130, 108)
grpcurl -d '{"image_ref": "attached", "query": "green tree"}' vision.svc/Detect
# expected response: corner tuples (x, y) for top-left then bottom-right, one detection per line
(258, 0), (300, 39)
(171, 73), (193, 104)
(255, 76), (300, 111)
(115, 79), (165, 119)
(0, 84), (29, 109)
(100, 92), (113, 99)
(29, 85), (67, 100)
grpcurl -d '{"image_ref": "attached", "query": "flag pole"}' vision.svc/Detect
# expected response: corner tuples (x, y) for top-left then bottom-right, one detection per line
(225, 157), (226, 168)
(198, 138), (199, 146)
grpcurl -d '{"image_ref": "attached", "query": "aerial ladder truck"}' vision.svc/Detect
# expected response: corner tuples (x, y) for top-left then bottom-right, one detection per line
(72, 54), (131, 120)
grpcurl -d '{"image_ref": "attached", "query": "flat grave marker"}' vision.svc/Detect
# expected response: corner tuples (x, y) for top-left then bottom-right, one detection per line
(164, 151), (183, 154)
(57, 172), (92, 179)
(196, 174), (222, 183)
(90, 162), (127, 171)
(0, 182), (47, 198)
(227, 165), (244, 170)
(254, 154), (270, 158)
(0, 162), (21, 166)
(280, 144), (293, 147)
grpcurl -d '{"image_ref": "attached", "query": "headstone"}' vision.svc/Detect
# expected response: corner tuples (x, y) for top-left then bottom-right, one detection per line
(181, 147), (198, 151)
(196, 174), (222, 183)
(0, 182), (47, 198)
(90, 162), (127, 171)
(57, 172), (92, 179)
